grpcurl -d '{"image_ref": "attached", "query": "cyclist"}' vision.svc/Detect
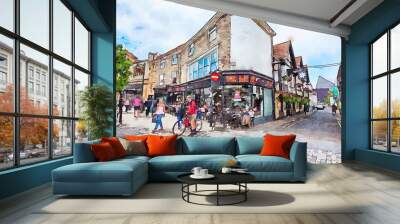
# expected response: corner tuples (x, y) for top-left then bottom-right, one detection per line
(186, 95), (197, 136)
(175, 99), (185, 129)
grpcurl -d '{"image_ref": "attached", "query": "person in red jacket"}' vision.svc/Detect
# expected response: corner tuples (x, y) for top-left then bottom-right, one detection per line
(186, 95), (197, 136)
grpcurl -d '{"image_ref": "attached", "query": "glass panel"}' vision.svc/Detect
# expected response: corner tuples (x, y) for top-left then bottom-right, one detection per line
(391, 72), (400, 118)
(372, 76), (387, 119)
(20, 117), (49, 165)
(53, 0), (72, 60)
(53, 119), (72, 157)
(372, 121), (388, 151)
(20, 0), (49, 49)
(75, 120), (88, 143)
(0, 116), (13, 170)
(392, 24), (400, 70)
(74, 69), (89, 118)
(20, 44), (49, 115)
(372, 33), (387, 76)
(53, 59), (72, 117)
(0, 0), (14, 31)
(0, 35), (14, 112)
(263, 88), (272, 116)
(75, 18), (89, 70)
(391, 120), (400, 153)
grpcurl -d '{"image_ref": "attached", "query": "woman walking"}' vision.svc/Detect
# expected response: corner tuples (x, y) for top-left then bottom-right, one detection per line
(153, 98), (165, 133)
(133, 95), (142, 118)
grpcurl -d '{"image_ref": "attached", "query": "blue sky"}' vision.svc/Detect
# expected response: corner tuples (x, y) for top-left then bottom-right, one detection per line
(117, 0), (341, 87)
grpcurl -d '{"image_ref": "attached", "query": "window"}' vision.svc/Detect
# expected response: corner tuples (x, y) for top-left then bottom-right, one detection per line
(20, 0), (49, 48)
(208, 26), (217, 41)
(160, 60), (166, 68)
(172, 54), (178, 65)
(160, 73), (165, 86)
(188, 50), (218, 81)
(171, 71), (177, 84)
(188, 43), (195, 56)
(0, 1), (91, 170)
(0, 0), (13, 31)
(53, 0), (72, 60)
(370, 24), (400, 153)
(75, 17), (90, 70)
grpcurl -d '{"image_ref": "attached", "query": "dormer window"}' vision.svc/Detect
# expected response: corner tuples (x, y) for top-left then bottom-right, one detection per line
(188, 43), (195, 56)
(208, 26), (217, 41)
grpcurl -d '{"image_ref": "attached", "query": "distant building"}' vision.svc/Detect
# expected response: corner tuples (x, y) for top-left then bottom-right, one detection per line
(272, 41), (311, 118)
(146, 12), (277, 122)
(315, 76), (335, 103)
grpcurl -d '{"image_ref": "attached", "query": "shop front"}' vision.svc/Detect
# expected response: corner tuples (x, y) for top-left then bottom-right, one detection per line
(152, 70), (274, 124)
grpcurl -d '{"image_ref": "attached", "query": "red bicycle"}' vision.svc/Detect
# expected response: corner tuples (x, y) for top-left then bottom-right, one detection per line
(172, 115), (202, 136)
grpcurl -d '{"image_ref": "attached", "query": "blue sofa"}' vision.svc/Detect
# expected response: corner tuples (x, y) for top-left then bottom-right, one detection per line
(52, 136), (307, 196)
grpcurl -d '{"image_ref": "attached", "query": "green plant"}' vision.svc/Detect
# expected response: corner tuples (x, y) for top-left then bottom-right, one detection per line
(116, 44), (133, 97)
(80, 84), (114, 140)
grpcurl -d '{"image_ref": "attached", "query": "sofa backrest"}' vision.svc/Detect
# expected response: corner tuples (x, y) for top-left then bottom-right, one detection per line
(235, 136), (264, 155)
(73, 140), (100, 163)
(177, 137), (236, 155)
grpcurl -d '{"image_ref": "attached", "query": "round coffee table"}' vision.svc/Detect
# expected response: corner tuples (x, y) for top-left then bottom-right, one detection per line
(177, 173), (255, 206)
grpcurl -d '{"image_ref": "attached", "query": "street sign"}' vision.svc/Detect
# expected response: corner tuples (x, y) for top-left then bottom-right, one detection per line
(210, 71), (221, 89)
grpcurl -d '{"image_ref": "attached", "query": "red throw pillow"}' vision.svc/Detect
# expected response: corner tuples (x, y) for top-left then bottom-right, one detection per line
(260, 134), (296, 159)
(146, 135), (177, 157)
(101, 137), (126, 158)
(91, 142), (117, 162)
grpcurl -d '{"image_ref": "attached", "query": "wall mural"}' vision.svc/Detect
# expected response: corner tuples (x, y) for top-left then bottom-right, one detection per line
(115, 0), (342, 164)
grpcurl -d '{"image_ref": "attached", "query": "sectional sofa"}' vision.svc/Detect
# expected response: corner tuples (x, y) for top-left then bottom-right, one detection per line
(52, 136), (307, 196)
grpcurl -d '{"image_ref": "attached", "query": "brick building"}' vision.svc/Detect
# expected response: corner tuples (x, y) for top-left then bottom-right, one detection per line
(148, 12), (276, 122)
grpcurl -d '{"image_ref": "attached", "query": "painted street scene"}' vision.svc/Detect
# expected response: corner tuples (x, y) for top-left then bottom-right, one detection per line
(116, 0), (342, 164)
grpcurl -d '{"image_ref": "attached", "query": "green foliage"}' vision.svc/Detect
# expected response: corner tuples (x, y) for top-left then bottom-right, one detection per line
(80, 84), (114, 140)
(116, 44), (133, 94)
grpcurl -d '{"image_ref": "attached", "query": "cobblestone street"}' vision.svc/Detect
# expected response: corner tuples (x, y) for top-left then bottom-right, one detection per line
(117, 107), (341, 164)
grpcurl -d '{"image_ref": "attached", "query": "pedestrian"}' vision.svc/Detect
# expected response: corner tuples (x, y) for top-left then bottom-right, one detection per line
(124, 97), (130, 112)
(186, 95), (197, 136)
(133, 95), (142, 118)
(175, 100), (185, 129)
(249, 108), (255, 127)
(153, 98), (165, 133)
(118, 96), (124, 125)
(144, 96), (152, 117)
(332, 104), (337, 115)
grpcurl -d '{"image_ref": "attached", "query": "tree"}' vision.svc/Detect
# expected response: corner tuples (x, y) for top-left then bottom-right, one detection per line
(116, 44), (133, 96)
(116, 44), (133, 124)
(0, 85), (59, 151)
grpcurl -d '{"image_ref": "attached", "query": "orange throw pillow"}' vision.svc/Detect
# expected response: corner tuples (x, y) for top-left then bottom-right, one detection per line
(146, 135), (177, 157)
(124, 135), (149, 141)
(260, 134), (296, 159)
(91, 142), (117, 162)
(101, 137), (126, 158)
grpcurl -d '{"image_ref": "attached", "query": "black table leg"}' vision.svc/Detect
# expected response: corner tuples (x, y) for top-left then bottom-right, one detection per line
(216, 184), (219, 206)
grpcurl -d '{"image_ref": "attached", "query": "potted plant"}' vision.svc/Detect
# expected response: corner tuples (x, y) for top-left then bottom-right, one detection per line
(79, 84), (114, 140)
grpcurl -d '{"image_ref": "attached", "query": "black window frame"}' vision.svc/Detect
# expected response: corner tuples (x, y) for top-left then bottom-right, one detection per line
(0, 0), (92, 171)
(370, 21), (400, 154)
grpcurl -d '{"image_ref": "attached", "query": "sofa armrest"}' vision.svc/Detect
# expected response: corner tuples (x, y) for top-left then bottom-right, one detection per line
(73, 140), (100, 163)
(289, 141), (307, 181)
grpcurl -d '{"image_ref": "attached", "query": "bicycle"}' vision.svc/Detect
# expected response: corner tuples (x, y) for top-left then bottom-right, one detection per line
(172, 115), (202, 136)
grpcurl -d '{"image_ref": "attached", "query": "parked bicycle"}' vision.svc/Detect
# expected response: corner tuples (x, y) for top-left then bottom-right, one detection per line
(172, 115), (202, 136)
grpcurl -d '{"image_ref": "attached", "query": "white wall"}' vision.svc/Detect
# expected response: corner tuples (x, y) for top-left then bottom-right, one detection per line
(230, 16), (272, 77)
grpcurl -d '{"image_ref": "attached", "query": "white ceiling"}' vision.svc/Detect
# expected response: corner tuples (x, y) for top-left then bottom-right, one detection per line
(166, 0), (384, 37)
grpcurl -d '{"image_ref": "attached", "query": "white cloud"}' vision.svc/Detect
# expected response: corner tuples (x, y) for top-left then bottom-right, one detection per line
(117, 0), (214, 59)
